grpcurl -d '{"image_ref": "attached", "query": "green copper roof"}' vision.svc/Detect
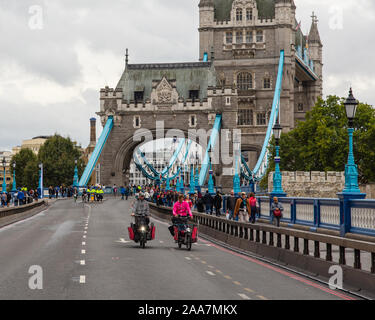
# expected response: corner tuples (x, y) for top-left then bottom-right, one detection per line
(214, 0), (275, 21)
(116, 62), (216, 102)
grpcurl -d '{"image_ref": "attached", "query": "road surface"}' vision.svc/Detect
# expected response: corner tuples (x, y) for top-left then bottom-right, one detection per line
(0, 198), (358, 300)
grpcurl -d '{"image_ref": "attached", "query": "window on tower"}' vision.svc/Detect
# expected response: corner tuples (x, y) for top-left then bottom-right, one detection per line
(134, 91), (144, 103)
(189, 90), (199, 102)
(226, 32), (233, 44)
(246, 9), (253, 21)
(236, 9), (243, 21)
(256, 30), (264, 42)
(263, 78), (271, 89)
(257, 112), (266, 126)
(246, 31), (253, 43)
(237, 109), (253, 126)
(237, 72), (253, 90)
(236, 31), (243, 44)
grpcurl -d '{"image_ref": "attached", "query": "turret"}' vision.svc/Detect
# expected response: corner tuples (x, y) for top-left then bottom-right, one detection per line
(308, 12), (323, 95)
(275, 0), (296, 26)
(198, 0), (214, 61)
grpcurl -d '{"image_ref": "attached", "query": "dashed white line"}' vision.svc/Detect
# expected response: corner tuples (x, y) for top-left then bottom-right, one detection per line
(238, 293), (251, 300)
(79, 275), (86, 284)
(83, 235), (86, 239)
(80, 260), (85, 265)
(81, 250), (86, 254)
(185, 257), (192, 261)
(206, 271), (216, 276)
(82, 242), (86, 246)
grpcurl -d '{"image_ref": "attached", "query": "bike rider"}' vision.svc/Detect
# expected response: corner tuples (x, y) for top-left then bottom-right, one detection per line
(131, 192), (151, 231)
(82, 188), (87, 202)
(169, 194), (193, 236)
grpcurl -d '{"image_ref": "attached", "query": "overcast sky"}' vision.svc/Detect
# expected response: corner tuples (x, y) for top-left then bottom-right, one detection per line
(0, 0), (374, 152)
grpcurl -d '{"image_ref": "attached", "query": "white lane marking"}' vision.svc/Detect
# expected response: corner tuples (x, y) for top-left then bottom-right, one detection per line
(206, 271), (216, 276)
(83, 235), (86, 239)
(84, 231), (87, 234)
(79, 275), (86, 284)
(80, 260), (85, 265)
(84, 227), (88, 230)
(185, 257), (192, 261)
(82, 242), (86, 246)
(81, 250), (86, 254)
(159, 241), (164, 244)
(115, 238), (131, 244)
(238, 293), (251, 300)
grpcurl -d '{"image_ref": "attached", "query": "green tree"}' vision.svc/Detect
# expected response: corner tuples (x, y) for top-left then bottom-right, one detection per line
(261, 95), (375, 188)
(37, 135), (84, 187)
(10, 148), (38, 189)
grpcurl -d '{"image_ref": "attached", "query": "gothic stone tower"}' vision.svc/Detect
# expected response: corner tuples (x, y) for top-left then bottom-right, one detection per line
(199, 0), (323, 167)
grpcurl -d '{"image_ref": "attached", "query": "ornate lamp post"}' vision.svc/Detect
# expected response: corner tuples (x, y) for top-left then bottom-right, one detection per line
(189, 164), (195, 195)
(2, 157), (6, 192)
(338, 88), (366, 236)
(233, 138), (241, 195)
(73, 159), (79, 188)
(38, 163), (43, 199)
(208, 162), (215, 195)
(12, 162), (17, 192)
(271, 120), (286, 198)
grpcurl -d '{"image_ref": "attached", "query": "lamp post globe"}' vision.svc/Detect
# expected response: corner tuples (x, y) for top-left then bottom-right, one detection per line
(344, 88), (359, 128)
(271, 119), (286, 198)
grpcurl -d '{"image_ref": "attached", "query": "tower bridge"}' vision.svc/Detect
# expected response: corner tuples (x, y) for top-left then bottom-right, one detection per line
(80, 0), (323, 190)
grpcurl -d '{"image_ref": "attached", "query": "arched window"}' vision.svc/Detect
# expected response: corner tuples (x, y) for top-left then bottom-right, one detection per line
(237, 72), (253, 90)
(246, 9), (253, 21)
(236, 8), (243, 21)
(264, 77), (271, 89)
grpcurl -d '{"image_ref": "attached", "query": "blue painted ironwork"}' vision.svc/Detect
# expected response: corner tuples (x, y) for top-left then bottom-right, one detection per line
(189, 165), (195, 194)
(73, 163), (79, 187)
(166, 177), (171, 191)
(208, 164), (215, 195)
(199, 114), (222, 186)
(203, 52), (208, 62)
(38, 163), (43, 199)
(79, 116), (114, 187)
(12, 167), (17, 192)
(195, 167), (201, 193)
(2, 166), (6, 192)
(271, 145), (286, 198)
(252, 50), (285, 181)
(179, 168), (185, 194)
(343, 128), (361, 194)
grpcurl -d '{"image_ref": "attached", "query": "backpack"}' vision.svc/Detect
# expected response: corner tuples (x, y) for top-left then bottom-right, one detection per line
(250, 197), (257, 208)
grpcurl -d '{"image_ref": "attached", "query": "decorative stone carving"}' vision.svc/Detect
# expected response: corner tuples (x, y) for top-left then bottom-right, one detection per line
(151, 76), (179, 107)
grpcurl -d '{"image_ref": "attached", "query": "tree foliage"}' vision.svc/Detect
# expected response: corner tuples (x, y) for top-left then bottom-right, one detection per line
(262, 95), (375, 188)
(10, 148), (38, 189)
(37, 135), (84, 187)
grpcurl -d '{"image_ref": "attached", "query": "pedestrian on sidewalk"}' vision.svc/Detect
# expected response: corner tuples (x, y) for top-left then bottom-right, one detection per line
(234, 192), (251, 223)
(203, 190), (213, 215)
(213, 191), (222, 217)
(271, 197), (284, 227)
(248, 192), (258, 224)
(226, 190), (237, 220)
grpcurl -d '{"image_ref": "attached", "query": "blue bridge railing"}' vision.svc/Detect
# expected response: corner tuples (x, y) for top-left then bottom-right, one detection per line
(256, 196), (375, 237)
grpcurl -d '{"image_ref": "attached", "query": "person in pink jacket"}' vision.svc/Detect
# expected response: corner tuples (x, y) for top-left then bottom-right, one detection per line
(173, 194), (193, 218)
(169, 194), (193, 237)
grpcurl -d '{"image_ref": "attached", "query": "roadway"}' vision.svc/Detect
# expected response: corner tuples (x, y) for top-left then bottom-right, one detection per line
(0, 198), (358, 300)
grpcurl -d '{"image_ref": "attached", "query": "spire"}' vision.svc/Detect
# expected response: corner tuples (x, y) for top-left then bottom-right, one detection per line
(308, 12), (322, 45)
(125, 48), (129, 69)
(198, 0), (214, 8)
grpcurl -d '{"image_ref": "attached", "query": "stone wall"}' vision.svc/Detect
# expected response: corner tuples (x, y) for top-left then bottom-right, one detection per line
(268, 171), (345, 198)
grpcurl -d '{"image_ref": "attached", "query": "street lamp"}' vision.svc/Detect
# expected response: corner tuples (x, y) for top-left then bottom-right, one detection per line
(2, 157), (6, 192)
(271, 119), (286, 198)
(338, 88), (366, 236)
(12, 162), (17, 192)
(342, 88), (364, 195)
(73, 159), (79, 188)
(233, 138), (241, 195)
(38, 163), (43, 199)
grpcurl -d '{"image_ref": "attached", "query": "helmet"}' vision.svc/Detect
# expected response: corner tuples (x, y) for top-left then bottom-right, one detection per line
(138, 192), (145, 197)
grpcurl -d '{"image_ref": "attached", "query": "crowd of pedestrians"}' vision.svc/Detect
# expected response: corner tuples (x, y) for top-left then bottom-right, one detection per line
(121, 184), (284, 227)
(0, 187), (40, 208)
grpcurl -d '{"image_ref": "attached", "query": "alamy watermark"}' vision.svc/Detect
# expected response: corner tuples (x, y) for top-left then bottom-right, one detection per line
(28, 5), (44, 30)
(328, 265), (343, 290)
(28, 265), (43, 290)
